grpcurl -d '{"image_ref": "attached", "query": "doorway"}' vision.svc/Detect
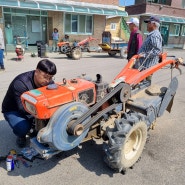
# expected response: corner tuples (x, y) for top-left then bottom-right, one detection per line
(160, 24), (169, 45)
(4, 8), (48, 47)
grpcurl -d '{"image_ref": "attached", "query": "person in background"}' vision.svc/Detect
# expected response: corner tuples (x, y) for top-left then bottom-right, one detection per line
(52, 28), (59, 52)
(136, 16), (163, 70)
(5, 24), (13, 44)
(2, 59), (57, 147)
(126, 17), (143, 61)
(62, 34), (69, 42)
(0, 27), (5, 71)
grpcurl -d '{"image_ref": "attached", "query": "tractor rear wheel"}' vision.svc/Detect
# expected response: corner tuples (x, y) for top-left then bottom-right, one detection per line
(105, 113), (147, 172)
(72, 47), (82, 60)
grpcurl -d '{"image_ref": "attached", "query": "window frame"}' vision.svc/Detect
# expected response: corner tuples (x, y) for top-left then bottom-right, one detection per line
(169, 24), (180, 36)
(146, 0), (166, 4)
(181, 25), (185, 36)
(110, 23), (116, 30)
(64, 13), (93, 35)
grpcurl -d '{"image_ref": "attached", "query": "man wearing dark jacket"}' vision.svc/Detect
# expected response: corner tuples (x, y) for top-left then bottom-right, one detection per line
(2, 59), (57, 147)
(126, 17), (143, 61)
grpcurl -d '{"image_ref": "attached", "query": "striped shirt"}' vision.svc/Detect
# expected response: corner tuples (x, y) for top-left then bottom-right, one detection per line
(137, 29), (162, 70)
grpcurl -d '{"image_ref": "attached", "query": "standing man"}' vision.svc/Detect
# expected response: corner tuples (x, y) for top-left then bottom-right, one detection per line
(126, 17), (143, 61)
(136, 16), (163, 70)
(0, 27), (5, 71)
(2, 59), (57, 147)
(52, 28), (59, 52)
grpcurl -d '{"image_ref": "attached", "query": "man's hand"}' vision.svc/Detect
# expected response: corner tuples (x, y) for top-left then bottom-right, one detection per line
(176, 57), (184, 65)
(138, 52), (145, 58)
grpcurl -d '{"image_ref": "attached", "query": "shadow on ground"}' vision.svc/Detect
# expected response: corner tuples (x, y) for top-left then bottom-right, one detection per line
(0, 119), (115, 177)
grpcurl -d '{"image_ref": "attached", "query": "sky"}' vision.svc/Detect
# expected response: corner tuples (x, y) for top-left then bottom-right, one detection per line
(119, 0), (135, 6)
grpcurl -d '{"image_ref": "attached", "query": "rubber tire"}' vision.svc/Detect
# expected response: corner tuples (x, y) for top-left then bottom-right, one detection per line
(108, 51), (117, 57)
(38, 102), (90, 151)
(61, 44), (70, 53)
(72, 47), (82, 60)
(120, 47), (127, 59)
(105, 114), (147, 172)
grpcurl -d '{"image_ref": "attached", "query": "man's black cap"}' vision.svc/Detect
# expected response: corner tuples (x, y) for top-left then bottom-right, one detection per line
(144, 16), (160, 23)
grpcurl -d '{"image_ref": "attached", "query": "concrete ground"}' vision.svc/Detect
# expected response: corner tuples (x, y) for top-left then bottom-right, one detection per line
(0, 49), (185, 185)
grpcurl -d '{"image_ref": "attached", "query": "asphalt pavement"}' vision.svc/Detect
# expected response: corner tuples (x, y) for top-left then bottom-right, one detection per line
(0, 49), (185, 185)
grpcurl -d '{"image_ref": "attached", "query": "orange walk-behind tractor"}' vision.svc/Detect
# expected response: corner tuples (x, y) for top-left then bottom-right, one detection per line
(21, 53), (184, 173)
(57, 36), (97, 60)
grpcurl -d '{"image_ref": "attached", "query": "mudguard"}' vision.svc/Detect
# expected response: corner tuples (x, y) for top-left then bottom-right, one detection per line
(157, 77), (178, 117)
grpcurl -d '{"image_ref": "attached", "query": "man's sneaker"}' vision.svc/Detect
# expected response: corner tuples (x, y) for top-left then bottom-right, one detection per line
(16, 137), (27, 148)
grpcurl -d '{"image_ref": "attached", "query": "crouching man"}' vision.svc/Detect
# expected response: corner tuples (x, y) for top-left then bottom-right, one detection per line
(1, 59), (57, 147)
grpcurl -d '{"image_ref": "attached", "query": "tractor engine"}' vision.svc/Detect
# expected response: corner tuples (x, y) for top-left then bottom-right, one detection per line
(21, 75), (108, 120)
(21, 75), (109, 151)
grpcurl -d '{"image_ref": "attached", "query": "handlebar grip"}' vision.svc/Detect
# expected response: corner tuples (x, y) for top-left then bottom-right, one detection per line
(166, 55), (176, 58)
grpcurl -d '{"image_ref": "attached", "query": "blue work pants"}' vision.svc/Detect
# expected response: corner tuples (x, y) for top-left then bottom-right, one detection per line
(0, 49), (4, 68)
(3, 111), (32, 138)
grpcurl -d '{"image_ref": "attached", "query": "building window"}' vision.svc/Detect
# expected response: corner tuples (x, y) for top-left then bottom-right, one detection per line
(169, 24), (180, 36)
(65, 13), (93, 35)
(159, 0), (166, 4)
(181, 25), (185, 36)
(3, 7), (47, 16)
(147, 0), (166, 4)
(183, 0), (185, 8)
(143, 22), (148, 34)
(110, 23), (116, 30)
(147, 0), (158, 3)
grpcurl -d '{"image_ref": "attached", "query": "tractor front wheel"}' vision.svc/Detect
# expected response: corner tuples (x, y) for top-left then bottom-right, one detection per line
(105, 114), (147, 172)
(72, 47), (82, 60)
(120, 47), (127, 59)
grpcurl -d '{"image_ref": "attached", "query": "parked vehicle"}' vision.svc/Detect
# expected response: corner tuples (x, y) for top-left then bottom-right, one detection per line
(14, 36), (29, 61)
(98, 31), (127, 58)
(57, 36), (97, 60)
(15, 45), (25, 61)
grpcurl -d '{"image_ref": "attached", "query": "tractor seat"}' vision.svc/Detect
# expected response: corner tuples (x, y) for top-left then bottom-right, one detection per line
(145, 84), (167, 96)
